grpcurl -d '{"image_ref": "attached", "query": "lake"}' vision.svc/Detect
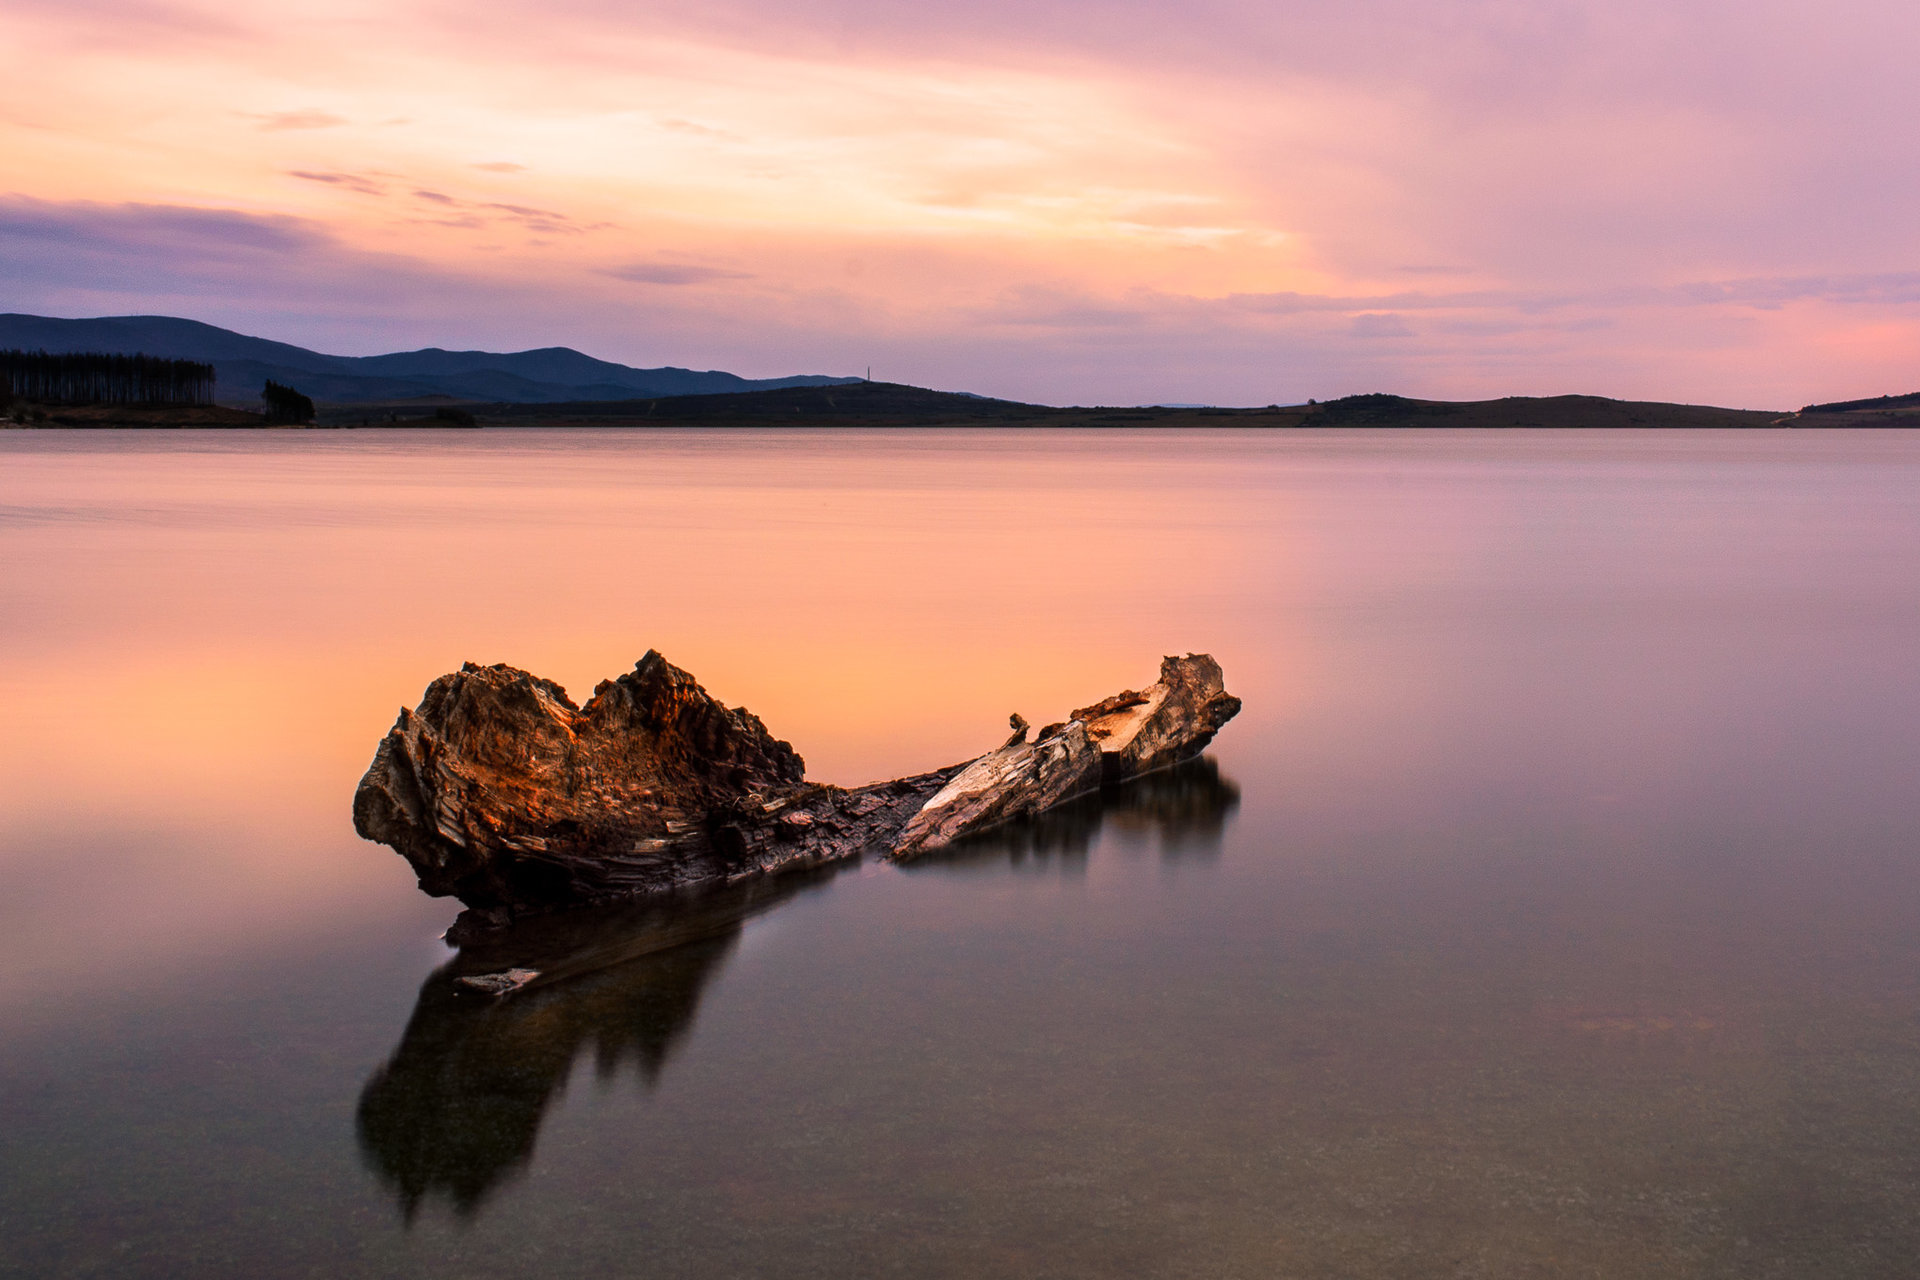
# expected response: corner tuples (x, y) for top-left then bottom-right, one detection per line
(5, 427), (1920, 1278)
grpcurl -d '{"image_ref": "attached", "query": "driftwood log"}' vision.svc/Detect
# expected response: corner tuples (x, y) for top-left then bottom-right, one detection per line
(354, 650), (1239, 938)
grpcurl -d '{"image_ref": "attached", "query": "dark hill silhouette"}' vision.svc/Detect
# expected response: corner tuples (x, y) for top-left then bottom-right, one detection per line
(478, 384), (1783, 430)
(1801, 391), (1920, 414)
(1792, 391), (1920, 425)
(485, 380), (1042, 424)
(1305, 393), (1780, 429)
(0, 313), (1812, 429)
(0, 314), (858, 405)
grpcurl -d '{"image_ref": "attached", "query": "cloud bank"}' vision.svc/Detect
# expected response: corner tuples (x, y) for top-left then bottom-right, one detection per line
(0, 0), (1915, 404)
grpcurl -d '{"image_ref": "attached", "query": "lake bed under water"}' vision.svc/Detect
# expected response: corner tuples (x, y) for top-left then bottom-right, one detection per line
(4, 428), (1920, 1278)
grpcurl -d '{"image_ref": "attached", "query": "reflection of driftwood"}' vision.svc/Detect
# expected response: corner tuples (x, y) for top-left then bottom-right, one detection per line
(355, 651), (1239, 934)
(1103, 756), (1242, 855)
(356, 870), (831, 1219)
(356, 764), (1239, 1219)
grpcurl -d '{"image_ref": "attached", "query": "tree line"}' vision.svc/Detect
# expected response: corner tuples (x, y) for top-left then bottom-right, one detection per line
(261, 380), (315, 424)
(1, 349), (216, 406)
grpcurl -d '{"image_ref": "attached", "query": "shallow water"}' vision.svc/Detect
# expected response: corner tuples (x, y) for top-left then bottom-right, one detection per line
(5, 427), (1920, 1277)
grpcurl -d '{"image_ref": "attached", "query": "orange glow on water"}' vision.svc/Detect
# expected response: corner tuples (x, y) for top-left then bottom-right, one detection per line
(0, 429), (1321, 1007)
(13, 426), (1920, 1015)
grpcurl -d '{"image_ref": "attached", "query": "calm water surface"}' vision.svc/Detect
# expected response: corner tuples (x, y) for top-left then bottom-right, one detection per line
(5, 428), (1920, 1277)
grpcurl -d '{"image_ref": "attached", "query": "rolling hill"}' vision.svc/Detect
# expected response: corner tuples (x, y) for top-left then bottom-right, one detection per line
(0, 313), (1828, 429)
(1791, 391), (1920, 426)
(0, 313), (860, 405)
(476, 385), (1786, 430)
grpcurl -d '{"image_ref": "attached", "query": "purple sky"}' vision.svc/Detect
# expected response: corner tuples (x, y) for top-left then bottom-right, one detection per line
(2, 0), (1917, 405)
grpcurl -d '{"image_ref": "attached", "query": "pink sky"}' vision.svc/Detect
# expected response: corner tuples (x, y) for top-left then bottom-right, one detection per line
(2, 0), (1917, 407)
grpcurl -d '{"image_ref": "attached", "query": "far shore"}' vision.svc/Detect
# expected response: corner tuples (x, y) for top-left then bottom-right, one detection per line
(0, 384), (1813, 430)
(8, 383), (1920, 430)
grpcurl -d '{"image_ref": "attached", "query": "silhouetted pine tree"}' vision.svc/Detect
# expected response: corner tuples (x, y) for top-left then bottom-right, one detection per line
(261, 380), (316, 424)
(0, 350), (215, 405)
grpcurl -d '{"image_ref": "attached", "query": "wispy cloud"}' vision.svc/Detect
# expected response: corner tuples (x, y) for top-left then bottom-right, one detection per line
(251, 109), (346, 132)
(399, 188), (593, 234)
(658, 117), (740, 141)
(288, 171), (385, 196)
(1227, 273), (1920, 317)
(1351, 313), (1414, 339)
(5, 0), (1919, 404)
(6, 0), (249, 43)
(0, 196), (536, 337)
(605, 261), (752, 285)
(0, 196), (321, 263)
(286, 174), (591, 236)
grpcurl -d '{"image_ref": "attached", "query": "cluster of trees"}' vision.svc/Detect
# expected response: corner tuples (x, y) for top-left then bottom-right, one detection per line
(261, 380), (316, 424)
(1, 349), (215, 405)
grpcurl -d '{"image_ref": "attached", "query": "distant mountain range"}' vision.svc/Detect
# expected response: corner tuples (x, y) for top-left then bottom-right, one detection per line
(0, 314), (861, 405)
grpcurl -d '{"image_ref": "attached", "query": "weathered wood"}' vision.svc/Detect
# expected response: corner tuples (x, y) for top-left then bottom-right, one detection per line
(888, 653), (1242, 859)
(889, 719), (1100, 858)
(354, 650), (1239, 933)
(1073, 652), (1245, 783)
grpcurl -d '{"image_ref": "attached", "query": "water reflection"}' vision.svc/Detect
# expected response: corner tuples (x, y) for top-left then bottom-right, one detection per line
(356, 759), (1238, 1220)
(902, 756), (1241, 868)
(1101, 756), (1241, 857)
(356, 870), (835, 1220)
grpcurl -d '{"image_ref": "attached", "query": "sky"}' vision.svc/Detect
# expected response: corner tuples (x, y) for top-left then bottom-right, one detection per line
(2, 0), (1917, 407)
